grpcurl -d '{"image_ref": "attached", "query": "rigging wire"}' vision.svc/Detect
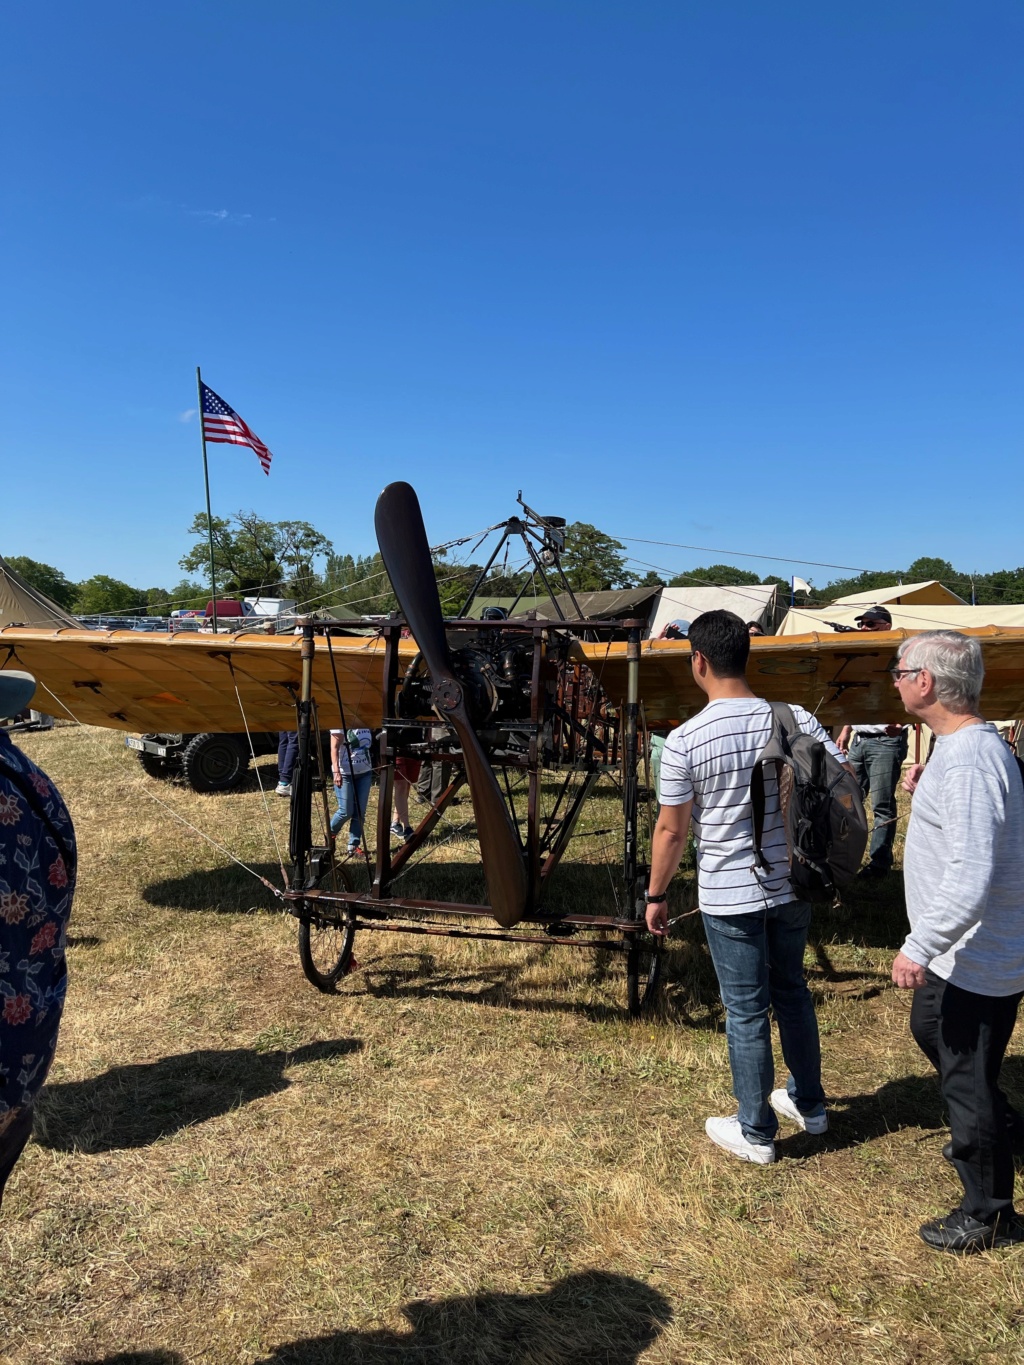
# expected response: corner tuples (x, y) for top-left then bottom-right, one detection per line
(32, 678), (286, 899)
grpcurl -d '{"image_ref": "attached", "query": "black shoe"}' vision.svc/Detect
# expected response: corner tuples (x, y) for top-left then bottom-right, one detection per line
(919, 1207), (1024, 1253)
(942, 1141), (953, 1164)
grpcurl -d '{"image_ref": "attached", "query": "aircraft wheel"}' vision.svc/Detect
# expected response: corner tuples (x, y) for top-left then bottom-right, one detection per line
(626, 925), (662, 1018)
(298, 906), (356, 993)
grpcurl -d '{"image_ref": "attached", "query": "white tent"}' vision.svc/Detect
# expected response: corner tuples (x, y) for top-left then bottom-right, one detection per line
(650, 584), (777, 638)
(0, 555), (78, 630)
(778, 603), (1024, 636)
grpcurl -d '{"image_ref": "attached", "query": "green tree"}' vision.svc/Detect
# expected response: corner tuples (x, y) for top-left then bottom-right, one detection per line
(322, 551), (396, 616)
(276, 519), (334, 604)
(561, 523), (635, 592)
(6, 556), (78, 611)
(180, 511), (334, 604)
(179, 511), (283, 597)
(74, 575), (148, 616)
(906, 556), (956, 583)
(669, 563), (761, 588)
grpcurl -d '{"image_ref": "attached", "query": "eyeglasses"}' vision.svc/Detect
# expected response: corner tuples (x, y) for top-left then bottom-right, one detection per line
(888, 667), (923, 681)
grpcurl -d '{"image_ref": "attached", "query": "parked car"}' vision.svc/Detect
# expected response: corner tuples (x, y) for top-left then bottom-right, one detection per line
(126, 731), (279, 792)
(127, 729), (333, 792)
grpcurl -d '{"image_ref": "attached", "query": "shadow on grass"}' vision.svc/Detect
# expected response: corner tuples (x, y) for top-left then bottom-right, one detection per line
(781, 1057), (1024, 1160)
(75, 1270), (672, 1364)
(142, 863), (286, 913)
(35, 1039), (362, 1154)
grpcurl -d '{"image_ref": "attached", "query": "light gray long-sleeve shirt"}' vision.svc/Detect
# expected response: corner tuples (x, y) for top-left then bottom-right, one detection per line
(902, 723), (1024, 995)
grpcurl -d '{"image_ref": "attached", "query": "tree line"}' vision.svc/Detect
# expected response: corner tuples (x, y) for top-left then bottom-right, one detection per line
(9, 513), (1024, 618)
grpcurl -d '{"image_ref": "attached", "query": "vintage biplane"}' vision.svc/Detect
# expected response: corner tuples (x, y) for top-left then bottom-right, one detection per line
(5, 484), (1024, 1014)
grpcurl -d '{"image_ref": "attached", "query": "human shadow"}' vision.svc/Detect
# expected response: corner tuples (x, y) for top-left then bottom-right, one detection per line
(75, 1270), (672, 1364)
(34, 1039), (362, 1154)
(257, 1271), (672, 1363)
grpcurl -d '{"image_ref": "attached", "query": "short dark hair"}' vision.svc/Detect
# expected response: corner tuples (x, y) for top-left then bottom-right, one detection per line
(687, 610), (750, 677)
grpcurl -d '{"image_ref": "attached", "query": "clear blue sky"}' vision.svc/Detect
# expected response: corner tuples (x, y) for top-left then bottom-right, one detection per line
(4, 2), (1022, 593)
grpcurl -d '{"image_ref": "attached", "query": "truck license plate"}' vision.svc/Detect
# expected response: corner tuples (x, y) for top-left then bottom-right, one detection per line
(125, 737), (144, 751)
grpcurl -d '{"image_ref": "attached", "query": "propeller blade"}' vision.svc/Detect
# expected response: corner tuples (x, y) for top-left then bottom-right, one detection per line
(375, 482), (528, 927)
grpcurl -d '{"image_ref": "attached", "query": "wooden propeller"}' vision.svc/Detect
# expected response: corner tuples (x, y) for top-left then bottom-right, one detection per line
(374, 482), (529, 927)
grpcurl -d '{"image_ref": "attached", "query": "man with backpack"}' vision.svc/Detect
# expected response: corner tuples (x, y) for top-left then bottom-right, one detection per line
(891, 630), (1024, 1251)
(644, 610), (853, 1164)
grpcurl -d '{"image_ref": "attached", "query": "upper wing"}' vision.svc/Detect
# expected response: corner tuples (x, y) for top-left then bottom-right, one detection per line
(579, 628), (1024, 727)
(0, 627), (405, 733)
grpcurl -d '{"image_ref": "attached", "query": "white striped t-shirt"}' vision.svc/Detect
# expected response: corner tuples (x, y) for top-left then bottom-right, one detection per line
(660, 698), (844, 916)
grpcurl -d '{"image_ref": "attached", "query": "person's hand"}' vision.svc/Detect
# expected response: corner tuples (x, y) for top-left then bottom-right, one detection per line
(902, 763), (925, 795)
(645, 900), (669, 936)
(332, 768), (342, 785)
(891, 951), (927, 990)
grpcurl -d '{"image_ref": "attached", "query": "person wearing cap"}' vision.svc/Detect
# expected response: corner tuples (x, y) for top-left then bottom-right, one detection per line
(836, 606), (907, 878)
(0, 671), (76, 1209)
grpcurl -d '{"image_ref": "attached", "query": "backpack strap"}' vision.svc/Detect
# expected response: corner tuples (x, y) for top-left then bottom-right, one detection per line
(750, 703), (798, 872)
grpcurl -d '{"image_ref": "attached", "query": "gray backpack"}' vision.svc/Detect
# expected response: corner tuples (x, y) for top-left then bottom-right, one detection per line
(750, 703), (868, 903)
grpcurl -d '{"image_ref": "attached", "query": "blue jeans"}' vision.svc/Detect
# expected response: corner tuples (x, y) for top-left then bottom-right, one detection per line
(330, 771), (372, 847)
(277, 731), (299, 785)
(702, 901), (824, 1144)
(848, 733), (907, 871)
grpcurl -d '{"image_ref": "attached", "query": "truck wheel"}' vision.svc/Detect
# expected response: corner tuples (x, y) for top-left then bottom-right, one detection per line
(137, 751), (171, 780)
(181, 734), (249, 793)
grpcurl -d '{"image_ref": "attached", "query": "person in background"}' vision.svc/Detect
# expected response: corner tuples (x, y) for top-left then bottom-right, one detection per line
(657, 619), (690, 641)
(391, 756), (420, 843)
(748, 622), (765, 637)
(836, 606), (906, 878)
(330, 728), (373, 855)
(890, 630), (1024, 1252)
(275, 731), (298, 798)
(0, 671), (76, 1210)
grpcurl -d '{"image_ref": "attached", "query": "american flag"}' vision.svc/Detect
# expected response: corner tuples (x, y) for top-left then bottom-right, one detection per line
(200, 382), (273, 475)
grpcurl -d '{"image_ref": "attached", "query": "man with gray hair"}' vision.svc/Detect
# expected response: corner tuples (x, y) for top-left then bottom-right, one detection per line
(891, 630), (1024, 1251)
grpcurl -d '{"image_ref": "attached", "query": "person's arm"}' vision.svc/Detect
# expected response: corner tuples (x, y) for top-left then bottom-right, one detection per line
(330, 731), (342, 785)
(898, 764), (1003, 972)
(645, 800), (693, 935)
(901, 763), (926, 795)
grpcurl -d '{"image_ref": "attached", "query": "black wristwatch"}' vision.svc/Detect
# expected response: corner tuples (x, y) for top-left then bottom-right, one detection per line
(644, 891), (667, 904)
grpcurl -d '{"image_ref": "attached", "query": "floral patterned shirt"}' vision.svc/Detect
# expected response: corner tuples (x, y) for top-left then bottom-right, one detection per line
(0, 731), (76, 1127)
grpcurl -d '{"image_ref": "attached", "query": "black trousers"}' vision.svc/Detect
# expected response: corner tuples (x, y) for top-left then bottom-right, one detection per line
(910, 971), (1022, 1223)
(0, 1105), (34, 1209)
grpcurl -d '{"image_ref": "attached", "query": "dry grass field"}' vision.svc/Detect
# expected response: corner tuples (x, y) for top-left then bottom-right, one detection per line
(1, 725), (1023, 1365)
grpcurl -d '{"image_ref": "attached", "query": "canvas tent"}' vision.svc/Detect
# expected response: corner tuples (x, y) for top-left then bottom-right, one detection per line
(0, 555), (78, 630)
(777, 603), (1024, 636)
(470, 586), (662, 623)
(830, 580), (966, 609)
(649, 584), (777, 638)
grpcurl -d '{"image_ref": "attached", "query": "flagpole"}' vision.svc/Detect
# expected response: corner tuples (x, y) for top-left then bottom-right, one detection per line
(196, 365), (219, 635)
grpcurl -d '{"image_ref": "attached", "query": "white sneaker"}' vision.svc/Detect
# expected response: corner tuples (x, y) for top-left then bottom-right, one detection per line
(705, 1115), (775, 1164)
(275, 781), (292, 797)
(769, 1089), (828, 1135)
